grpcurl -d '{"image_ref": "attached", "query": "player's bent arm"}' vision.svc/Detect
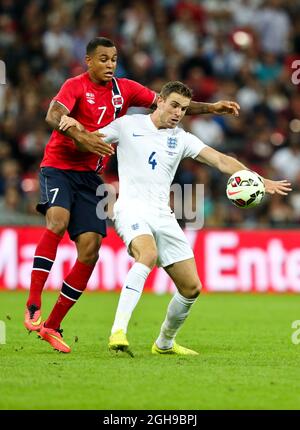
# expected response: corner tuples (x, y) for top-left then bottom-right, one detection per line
(195, 147), (247, 175)
(46, 101), (87, 141)
(46, 101), (68, 128)
(196, 147), (292, 196)
(46, 102), (114, 156)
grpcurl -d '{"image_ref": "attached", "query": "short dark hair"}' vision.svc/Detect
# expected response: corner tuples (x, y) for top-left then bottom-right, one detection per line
(86, 37), (115, 55)
(160, 81), (193, 100)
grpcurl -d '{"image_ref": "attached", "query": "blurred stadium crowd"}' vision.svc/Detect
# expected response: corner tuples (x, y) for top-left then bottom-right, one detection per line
(0, 0), (300, 228)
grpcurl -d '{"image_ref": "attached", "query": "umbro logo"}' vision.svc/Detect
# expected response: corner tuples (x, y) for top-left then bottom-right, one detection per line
(132, 133), (144, 137)
(86, 92), (95, 104)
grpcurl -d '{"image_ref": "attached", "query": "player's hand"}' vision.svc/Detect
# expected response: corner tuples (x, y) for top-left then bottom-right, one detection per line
(264, 179), (292, 196)
(212, 101), (240, 116)
(77, 131), (114, 156)
(59, 115), (84, 131)
(58, 116), (114, 156)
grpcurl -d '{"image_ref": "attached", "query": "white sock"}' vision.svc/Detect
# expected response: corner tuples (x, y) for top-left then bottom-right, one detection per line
(155, 291), (197, 349)
(111, 262), (151, 334)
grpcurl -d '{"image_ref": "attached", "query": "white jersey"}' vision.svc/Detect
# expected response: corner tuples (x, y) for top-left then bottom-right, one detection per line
(100, 114), (207, 213)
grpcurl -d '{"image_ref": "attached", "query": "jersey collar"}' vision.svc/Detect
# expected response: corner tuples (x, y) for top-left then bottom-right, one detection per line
(86, 72), (113, 90)
(148, 114), (178, 134)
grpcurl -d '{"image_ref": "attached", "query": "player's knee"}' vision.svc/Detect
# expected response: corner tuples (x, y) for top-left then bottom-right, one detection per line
(47, 220), (68, 236)
(79, 242), (100, 265)
(79, 249), (99, 265)
(137, 249), (158, 269)
(184, 279), (202, 299)
(84, 253), (99, 265)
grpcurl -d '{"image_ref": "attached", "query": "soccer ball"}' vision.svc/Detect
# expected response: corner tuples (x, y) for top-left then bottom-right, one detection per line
(226, 170), (265, 208)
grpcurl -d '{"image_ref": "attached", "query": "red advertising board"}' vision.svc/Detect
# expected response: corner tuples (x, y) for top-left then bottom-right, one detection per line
(0, 227), (299, 292)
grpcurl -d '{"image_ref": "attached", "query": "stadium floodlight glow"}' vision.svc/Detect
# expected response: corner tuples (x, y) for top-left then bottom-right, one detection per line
(290, 118), (300, 133)
(232, 31), (252, 48)
(270, 132), (285, 146)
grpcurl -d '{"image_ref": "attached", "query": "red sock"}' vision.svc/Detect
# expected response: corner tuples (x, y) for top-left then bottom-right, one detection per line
(27, 229), (63, 308)
(45, 260), (95, 330)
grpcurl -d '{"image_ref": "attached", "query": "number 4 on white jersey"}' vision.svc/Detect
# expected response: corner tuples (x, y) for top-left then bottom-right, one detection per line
(148, 152), (157, 170)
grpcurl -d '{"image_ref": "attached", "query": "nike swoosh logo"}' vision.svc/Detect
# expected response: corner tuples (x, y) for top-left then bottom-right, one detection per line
(228, 190), (242, 196)
(132, 133), (144, 137)
(125, 285), (140, 293)
(48, 334), (70, 348)
(31, 316), (42, 326)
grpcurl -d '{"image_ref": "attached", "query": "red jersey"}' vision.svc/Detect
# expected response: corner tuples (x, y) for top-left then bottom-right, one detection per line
(41, 72), (156, 171)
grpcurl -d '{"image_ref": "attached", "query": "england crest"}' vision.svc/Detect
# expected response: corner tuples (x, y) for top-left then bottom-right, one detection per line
(167, 136), (177, 149)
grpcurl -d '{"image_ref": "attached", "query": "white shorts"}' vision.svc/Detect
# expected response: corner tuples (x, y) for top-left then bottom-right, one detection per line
(113, 207), (194, 267)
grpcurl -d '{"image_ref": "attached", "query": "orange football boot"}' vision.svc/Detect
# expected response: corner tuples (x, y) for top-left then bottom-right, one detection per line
(24, 305), (42, 332)
(39, 323), (71, 353)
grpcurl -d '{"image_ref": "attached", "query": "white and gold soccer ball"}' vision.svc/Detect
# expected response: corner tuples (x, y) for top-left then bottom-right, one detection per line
(226, 170), (265, 208)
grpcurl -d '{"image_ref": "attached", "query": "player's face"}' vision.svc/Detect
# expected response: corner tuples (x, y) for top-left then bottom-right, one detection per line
(86, 46), (117, 84)
(157, 93), (191, 128)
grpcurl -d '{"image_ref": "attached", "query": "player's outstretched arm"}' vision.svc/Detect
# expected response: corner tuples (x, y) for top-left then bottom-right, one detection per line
(196, 147), (292, 196)
(46, 103), (114, 156)
(151, 93), (240, 116)
(186, 100), (240, 116)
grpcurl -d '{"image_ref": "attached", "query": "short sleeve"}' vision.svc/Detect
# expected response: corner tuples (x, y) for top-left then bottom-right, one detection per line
(99, 117), (123, 144)
(182, 132), (207, 159)
(53, 78), (82, 112)
(124, 79), (156, 108)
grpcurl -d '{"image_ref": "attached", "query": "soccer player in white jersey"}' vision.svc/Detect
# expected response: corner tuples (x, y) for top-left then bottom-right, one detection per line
(60, 82), (291, 355)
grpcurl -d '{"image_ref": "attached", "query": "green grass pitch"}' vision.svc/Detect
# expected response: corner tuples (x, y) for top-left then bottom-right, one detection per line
(1, 291), (300, 410)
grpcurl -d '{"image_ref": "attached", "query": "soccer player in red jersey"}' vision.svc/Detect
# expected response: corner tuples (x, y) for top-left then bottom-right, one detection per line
(24, 37), (240, 353)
